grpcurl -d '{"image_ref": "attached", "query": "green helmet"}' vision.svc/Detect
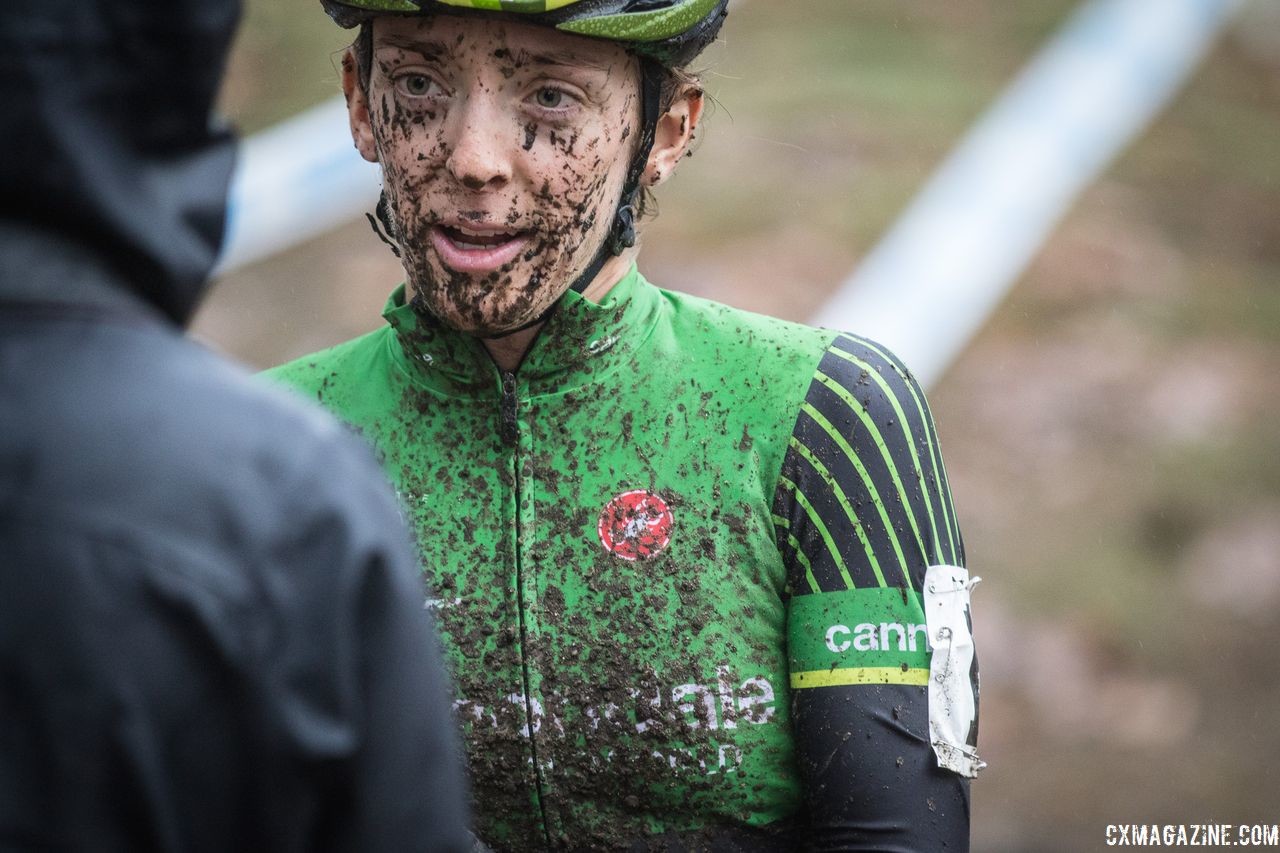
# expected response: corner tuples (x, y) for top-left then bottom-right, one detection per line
(319, 0), (728, 67)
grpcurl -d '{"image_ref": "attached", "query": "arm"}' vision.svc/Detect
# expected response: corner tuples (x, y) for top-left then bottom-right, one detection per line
(773, 334), (979, 851)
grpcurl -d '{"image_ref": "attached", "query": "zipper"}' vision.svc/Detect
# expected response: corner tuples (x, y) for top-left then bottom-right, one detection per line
(497, 368), (552, 842)
(500, 370), (519, 445)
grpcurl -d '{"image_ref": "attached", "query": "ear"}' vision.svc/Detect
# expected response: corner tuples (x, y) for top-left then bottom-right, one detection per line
(341, 47), (379, 163)
(643, 86), (704, 188)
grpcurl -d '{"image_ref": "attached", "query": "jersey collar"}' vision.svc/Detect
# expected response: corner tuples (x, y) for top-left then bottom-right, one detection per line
(382, 264), (661, 396)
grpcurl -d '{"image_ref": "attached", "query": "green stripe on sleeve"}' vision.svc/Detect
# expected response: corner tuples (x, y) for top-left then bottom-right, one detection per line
(777, 475), (856, 590)
(791, 667), (930, 689)
(800, 401), (916, 590)
(826, 347), (946, 566)
(852, 337), (960, 564)
(786, 435), (889, 588)
(788, 587), (930, 689)
(813, 371), (926, 584)
(772, 513), (821, 595)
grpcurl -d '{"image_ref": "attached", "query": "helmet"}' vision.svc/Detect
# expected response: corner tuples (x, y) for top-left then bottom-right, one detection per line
(319, 0), (727, 67)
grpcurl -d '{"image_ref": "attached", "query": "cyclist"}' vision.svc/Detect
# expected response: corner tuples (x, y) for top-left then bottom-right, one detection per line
(268, 1), (982, 848)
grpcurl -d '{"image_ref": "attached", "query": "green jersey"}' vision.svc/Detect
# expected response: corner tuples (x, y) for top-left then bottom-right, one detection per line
(265, 265), (980, 850)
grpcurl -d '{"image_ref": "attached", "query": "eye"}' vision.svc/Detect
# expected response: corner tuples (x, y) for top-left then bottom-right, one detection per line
(396, 73), (437, 98)
(533, 88), (567, 109)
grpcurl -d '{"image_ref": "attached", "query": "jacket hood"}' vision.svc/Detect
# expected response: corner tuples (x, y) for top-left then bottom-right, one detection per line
(0, 0), (241, 326)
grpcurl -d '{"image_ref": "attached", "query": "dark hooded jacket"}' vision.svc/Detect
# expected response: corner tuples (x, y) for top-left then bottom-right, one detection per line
(0, 1), (470, 850)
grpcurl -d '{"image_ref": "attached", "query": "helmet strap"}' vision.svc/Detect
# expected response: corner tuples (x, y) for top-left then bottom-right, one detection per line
(567, 57), (666, 295)
(365, 190), (402, 258)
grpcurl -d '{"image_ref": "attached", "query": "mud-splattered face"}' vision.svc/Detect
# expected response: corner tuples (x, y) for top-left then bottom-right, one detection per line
(349, 15), (641, 336)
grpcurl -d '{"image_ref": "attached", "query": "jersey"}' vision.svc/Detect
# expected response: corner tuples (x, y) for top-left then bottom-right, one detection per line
(264, 265), (981, 851)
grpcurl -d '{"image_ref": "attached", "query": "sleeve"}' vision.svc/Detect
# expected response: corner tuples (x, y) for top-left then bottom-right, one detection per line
(771, 334), (981, 851)
(279, 428), (474, 853)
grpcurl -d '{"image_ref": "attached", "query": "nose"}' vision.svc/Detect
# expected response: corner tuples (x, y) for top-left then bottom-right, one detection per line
(444, 94), (512, 191)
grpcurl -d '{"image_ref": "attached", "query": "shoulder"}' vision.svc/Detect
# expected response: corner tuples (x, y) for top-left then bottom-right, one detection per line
(784, 331), (944, 489)
(261, 325), (394, 397)
(642, 284), (838, 406)
(655, 285), (836, 363)
(180, 343), (400, 544)
(21, 325), (398, 560)
(774, 330), (964, 583)
(644, 282), (928, 415)
(804, 332), (930, 423)
(2, 326), (428, 788)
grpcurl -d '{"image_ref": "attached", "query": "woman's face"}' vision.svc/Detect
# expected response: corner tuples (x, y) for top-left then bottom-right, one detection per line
(347, 14), (641, 336)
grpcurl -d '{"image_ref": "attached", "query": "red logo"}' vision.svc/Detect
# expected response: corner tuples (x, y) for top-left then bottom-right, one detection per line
(597, 489), (674, 561)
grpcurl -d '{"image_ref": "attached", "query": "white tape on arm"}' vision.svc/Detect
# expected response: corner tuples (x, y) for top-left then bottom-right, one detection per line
(924, 564), (985, 778)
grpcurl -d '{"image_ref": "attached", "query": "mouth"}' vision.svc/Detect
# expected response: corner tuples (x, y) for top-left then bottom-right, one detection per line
(430, 223), (532, 274)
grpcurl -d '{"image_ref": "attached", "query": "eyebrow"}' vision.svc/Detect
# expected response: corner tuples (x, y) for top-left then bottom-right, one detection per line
(512, 47), (611, 73)
(375, 35), (449, 60)
(372, 36), (613, 74)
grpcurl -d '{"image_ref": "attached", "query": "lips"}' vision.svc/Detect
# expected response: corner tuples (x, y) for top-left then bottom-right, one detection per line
(430, 223), (532, 274)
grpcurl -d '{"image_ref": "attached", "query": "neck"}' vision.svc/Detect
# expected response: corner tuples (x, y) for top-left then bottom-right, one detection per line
(481, 325), (541, 374)
(480, 249), (636, 373)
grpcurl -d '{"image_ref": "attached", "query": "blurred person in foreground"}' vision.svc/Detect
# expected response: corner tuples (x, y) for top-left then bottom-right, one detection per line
(267, 0), (983, 849)
(0, 0), (470, 850)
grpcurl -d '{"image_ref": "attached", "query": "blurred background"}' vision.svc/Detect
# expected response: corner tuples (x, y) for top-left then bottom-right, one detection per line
(201, 0), (1280, 849)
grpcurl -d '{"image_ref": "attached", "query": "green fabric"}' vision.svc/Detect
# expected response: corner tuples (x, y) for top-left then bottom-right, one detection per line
(787, 588), (930, 689)
(265, 267), (838, 845)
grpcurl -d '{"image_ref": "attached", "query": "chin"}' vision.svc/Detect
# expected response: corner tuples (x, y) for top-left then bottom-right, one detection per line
(405, 250), (571, 333)
(409, 290), (541, 338)
(454, 316), (525, 338)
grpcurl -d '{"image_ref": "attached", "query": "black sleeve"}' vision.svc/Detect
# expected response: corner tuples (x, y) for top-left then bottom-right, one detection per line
(282, 429), (473, 853)
(772, 334), (977, 851)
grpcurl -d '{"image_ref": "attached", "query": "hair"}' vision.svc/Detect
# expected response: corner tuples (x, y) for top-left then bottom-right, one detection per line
(347, 20), (704, 220)
(352, 21), (373, 91)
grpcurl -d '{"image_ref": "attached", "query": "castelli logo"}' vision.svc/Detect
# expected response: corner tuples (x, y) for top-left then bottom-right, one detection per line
(597, 489), (674, 561)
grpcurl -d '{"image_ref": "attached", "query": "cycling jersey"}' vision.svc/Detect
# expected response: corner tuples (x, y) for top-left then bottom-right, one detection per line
(266, 265), (981, 851)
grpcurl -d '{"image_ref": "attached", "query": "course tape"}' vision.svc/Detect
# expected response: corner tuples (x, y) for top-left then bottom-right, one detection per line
(811, 0), (1245, 388)
(215, 97), (382, 276)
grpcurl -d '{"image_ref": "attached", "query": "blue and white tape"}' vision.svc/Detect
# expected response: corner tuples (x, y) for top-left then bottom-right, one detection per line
(216, 96), (382, 276)
(812, 0), (1246, 387)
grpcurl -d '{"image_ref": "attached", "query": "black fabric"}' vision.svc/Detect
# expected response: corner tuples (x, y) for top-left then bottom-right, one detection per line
(0, 2), (472, 849)
(0, 283), (472, 850)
